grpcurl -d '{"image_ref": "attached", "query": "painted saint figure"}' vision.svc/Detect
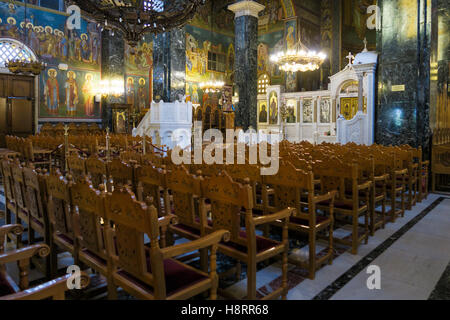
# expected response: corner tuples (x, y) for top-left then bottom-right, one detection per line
(65, 71), (79, 116)
(259, 104), (268, 123)
(269, 92), (278, 125)
(44, 68), (59, 115)
(82, 73), (95, 116)
(137, 78), (147, 112)
(126, 77), (135, 109)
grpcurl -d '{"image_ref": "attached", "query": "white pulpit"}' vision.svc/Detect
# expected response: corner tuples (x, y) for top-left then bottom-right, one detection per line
(133, 99), (193, 150)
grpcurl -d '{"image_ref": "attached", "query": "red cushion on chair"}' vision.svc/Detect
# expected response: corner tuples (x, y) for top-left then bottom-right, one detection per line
(221, 230), (280, 254)
(172, 223), (201, 236)
(320, 200), (355, 210)
(0, 273), (15, 297)
(117, 257), (208, 297)
(56, 233), (74, 245)
(290, 215), (329, 226)
(82, 249), (107, 266)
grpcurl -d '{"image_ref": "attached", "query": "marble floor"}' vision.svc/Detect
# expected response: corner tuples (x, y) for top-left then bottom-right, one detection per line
(1, 185), (450, 300)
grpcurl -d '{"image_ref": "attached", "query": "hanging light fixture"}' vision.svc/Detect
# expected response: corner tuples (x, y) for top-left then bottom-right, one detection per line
(270, 30), (326, 73)
(6, 1), (47, 75)
(68, 0), (206, 47)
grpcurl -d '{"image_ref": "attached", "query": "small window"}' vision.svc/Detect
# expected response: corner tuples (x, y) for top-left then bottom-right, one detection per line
(208, 51), (226, 73)
(258, 74), (270, 94)
(0, 39), (35, 67)
(38, 0), (64, 11)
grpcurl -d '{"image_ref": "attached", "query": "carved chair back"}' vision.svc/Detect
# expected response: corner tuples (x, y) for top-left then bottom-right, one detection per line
(70, 177), (108, 262)
(200, 171), (253, 246)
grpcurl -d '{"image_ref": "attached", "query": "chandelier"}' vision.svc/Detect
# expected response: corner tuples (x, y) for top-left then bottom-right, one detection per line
(270, 36), (326, 73)
(69, 0), (205, 47)
(6, 60), (47, 75)
(200, 80), (225, 93)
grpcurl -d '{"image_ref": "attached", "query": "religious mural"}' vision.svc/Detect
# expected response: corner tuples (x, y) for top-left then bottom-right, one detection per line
(302, 99), (313, 123)
(124, 36), (153, 112)
(285, 99), (297, 123)
(320, 98), (331, 123)
(258, 101), (268, 123)
(341, 0), (377, 67)
(0, 1), (102, 120)
(269, 91), (278, 124)
(185, 24), (234, 110)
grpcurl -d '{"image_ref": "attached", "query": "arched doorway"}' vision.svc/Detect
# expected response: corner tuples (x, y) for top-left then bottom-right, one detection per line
(0, 38), (38, 147)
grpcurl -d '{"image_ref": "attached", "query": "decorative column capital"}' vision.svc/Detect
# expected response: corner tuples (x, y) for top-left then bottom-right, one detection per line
(228, 0), (265, 19)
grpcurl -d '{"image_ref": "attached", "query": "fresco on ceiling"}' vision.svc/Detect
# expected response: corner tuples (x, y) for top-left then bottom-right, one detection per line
(189, 0), (235, 36)
(0, 1), (103, 120)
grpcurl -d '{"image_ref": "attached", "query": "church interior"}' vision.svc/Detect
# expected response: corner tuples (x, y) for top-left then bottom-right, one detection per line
(0, 0), (449, 303)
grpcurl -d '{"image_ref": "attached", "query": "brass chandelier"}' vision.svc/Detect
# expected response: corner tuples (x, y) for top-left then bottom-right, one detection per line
(270, 34), (326, 73)
(69, 0), (205, 47)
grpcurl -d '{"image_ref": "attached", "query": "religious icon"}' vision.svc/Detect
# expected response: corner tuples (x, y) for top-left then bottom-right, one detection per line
(83, 73), (95, 117)
(320, 98), (331, 123)
(126, 77), (135, 108)
(137, 78), (147, 112)
(269, 91), (278, 125)
(286, 100), (297, 123)
(65, 70), (79, 116)
(116, 111), (127, 134)
(44, 68), (59, 115)
(286, 26), (295, 50)
(192, 84), (200, 105)
(303, 99), (313, 123)
(257, 43), (269, 74)
(259, 103), (268, 123)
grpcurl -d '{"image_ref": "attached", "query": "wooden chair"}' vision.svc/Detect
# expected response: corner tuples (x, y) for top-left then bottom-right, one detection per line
(10, 161), (29, 247)
(67, 155), (87, 182)
(107, 158), (135, 192)
(0, 228), (90, 300)
(264, 161), (336, 280)
(395, 148), (418, 210)
(200, 171), (294, 300)
(85, 156), (108, 189)
(22, 166), (51, 277)
(45, 170), (77, 276)
(70, 177), (113, 294)
(135, 164), (169, 218)
(315, 159), (371, 255)
(379, 150), (408, 222)
(104, 186), (229, 300)
(0, 159), (17, 229)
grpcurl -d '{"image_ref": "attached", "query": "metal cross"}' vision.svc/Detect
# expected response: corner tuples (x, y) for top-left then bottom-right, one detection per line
(346, 52), (355, 65)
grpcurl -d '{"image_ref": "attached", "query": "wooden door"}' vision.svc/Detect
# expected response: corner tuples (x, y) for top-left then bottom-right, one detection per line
(0, 74), (35, 147)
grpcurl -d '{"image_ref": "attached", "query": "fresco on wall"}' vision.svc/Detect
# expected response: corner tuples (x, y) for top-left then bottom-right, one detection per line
(41, 68), (101, 118)
(342, 0), (377, 66)
(125, 36), (153, 111)
(185, 24), (234, 109)
(189, 0), (235, 36)
(0, 1), (102, 120)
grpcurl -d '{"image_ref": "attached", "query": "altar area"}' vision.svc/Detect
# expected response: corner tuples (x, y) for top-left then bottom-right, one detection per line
(257, 47), (378, 146)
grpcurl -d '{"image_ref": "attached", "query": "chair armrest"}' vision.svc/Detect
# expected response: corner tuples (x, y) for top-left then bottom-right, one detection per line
(158, 214), (179, 229)
(394, 169), (408, 175)
(374, 174), (389, 182)
(160, 230), (230, 259)
(0, 224), (24, 243)
(253, 207), (295, 226)
(1, 272), (90, 300)
(357, 181), (372, 191)
(313, 191), (336, 204)
(0, 244), (50, 265)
